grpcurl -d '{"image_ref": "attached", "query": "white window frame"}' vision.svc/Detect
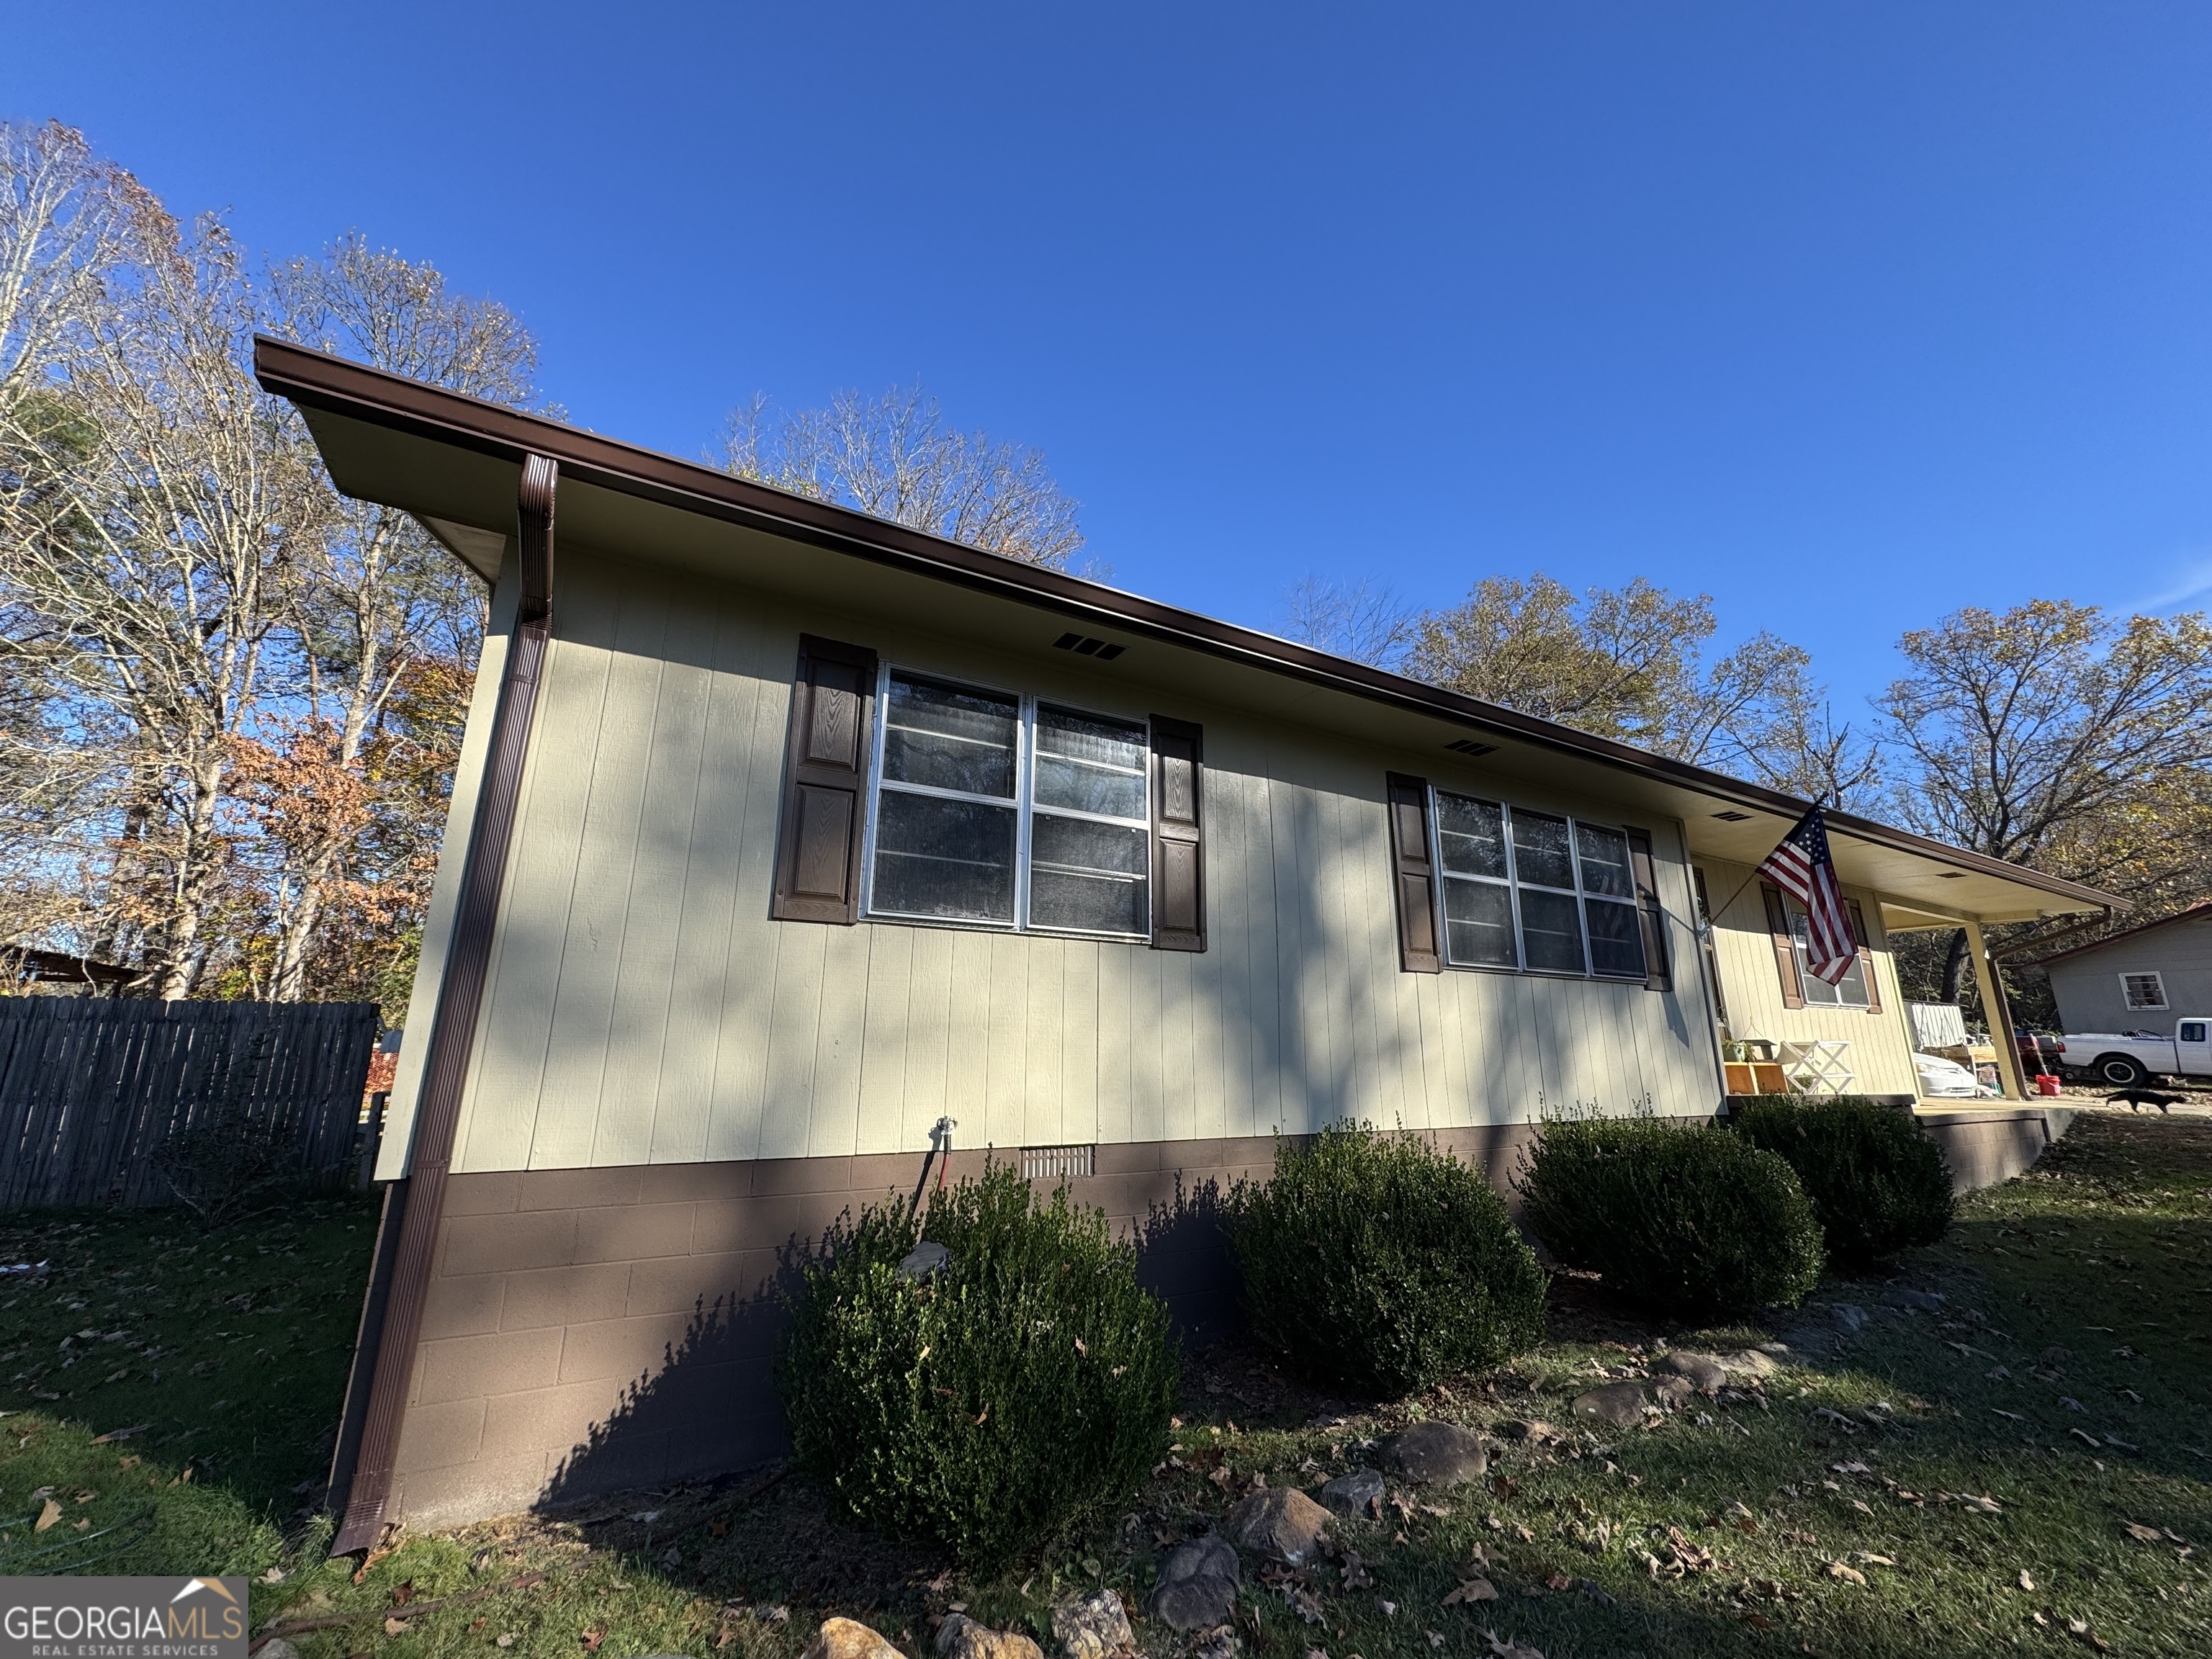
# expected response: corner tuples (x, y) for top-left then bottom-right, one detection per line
(1781, 896), (1871, 1010)
(2121, 971), (2168, 1012)
(860, 662), (1152, 943)
(1426, 787), (1647, 982)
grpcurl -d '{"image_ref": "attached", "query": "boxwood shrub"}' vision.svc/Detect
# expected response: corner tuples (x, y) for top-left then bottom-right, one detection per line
(1732, 1094), (1955, 1263)
(776, 1164), (1179, 1565)
(1229, 1121), (1548, 1397)
(1516, 1116), (1824, 1319)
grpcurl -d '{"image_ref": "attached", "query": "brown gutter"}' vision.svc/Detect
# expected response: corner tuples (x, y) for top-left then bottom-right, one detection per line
(329, 455), (557, 1555)
(251, 336), (2126, 918)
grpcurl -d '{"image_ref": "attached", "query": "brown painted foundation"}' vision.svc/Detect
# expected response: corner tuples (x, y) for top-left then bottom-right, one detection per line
(359, 1109), (2075, 1532)
(366, 1128), (1539, 1531)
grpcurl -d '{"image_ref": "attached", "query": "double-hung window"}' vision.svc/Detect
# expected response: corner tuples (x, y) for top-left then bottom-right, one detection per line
(865, 667), (1151, 940)
(2121, 971), (2167, 1012)
(1781, 894), (1871, 1008)
(1431, 788), (1647, 980)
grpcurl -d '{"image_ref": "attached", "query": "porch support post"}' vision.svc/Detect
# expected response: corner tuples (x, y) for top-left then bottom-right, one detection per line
(1964, 919), (2028, 1101)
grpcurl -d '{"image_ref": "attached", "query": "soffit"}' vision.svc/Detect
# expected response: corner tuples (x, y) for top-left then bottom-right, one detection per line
(283, 379), (2118, 929)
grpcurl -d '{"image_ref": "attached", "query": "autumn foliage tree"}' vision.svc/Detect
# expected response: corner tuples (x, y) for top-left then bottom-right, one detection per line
(1, 120), (1089, 1015)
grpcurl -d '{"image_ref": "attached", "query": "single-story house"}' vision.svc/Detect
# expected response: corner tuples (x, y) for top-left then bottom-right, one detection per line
(2030, 901), (2212, 1033)
(253, 340), (2123, 1548)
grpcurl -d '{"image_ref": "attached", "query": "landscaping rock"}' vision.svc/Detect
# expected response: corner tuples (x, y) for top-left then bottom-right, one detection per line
(1652, 1375), (1695, 1412)
(1888, 1287), (1946, 1312)
(1050, 1590), (1136, 1659)
(1224, 1485), (1332, 1565)
(1719, 1348), (1779, 1380)
(1570, 1382), (1649, 1426)
(1149, 1537), (1240, 1630)
(937, 1614), (1042, 1659)
(899, 1241), (950, 1280)
(806, 1618), (904, 1659)
(1319, 1466), (1385, 1516)
(1653, 1352), (1727, 1393)
(1827, 1302), (1869, 1334)
(1378, 1419), (1488, 1484)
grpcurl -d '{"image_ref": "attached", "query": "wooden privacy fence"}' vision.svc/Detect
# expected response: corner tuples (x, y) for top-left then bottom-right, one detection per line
(0, 997), (379, 1210)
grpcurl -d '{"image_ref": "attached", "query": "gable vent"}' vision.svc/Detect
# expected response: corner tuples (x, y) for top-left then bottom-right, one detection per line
(1710, 810), (1753, 823)
(1939, 871), (1966, 878)
(1444, 739), (1498, 758)
(1052, 631), (1125, 660)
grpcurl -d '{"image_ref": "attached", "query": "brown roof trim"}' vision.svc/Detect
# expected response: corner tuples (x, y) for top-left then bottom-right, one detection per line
(2023, 899), (2212, 967)
(252, 335), (2126, 916)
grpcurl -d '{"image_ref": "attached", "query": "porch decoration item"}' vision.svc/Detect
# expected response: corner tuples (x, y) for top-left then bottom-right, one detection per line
(1516, 1116), (1825, 1318)
(775, 1163), (1178, 1565)
(1732, 1095), (1954, 1263)
(1228, 1120), (1548, 1397)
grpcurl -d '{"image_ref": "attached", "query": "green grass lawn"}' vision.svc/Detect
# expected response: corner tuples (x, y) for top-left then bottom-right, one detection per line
(6, 1112), (2210, 1658)
(0, 1192), (380, 1577)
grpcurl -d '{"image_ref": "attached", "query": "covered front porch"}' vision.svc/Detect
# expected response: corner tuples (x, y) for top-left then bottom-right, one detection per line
(1683, 814), (2120, 1113)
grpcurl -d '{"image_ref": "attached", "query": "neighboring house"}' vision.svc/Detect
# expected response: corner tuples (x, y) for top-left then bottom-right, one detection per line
(2031, 902), (2212, 1033)
(253, 341), (2123, 1547)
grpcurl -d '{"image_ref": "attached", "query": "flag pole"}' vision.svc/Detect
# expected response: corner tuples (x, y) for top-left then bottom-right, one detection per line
(1708, 799), (1822, 924)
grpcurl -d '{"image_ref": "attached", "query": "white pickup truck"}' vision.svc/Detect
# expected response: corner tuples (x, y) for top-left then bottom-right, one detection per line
(2066, 1018), (2211, 1087)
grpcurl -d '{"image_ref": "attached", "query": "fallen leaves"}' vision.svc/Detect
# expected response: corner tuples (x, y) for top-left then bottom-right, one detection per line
(2018, 1569), (2036, 1591)
(1478, 1631), (1545, 1659)
(2067, 1617), (2109, 1652)
(1442, 1578), (1498, 1606)
(33, 1498), (61, 1532)
(1826, 1561), (1866, 1586)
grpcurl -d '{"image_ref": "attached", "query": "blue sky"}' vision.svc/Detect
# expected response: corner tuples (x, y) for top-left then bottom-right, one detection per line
(9, 3), (2211, 716)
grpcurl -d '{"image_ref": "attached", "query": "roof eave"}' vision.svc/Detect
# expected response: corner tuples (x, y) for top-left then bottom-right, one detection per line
(253, 335), (2131, 921)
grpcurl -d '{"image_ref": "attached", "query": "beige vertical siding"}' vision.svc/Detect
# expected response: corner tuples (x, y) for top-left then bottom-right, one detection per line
(436, 546), (1726, 1175)
(376, 547), (519, 1181)
(1696, 856), (1920, 1096)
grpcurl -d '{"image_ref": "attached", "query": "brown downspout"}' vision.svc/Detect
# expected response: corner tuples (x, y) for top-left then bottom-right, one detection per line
(331, 456), (557, 1555)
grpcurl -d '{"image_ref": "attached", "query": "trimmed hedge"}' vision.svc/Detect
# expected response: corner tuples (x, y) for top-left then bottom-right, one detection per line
(776, 1164), (1178, 1566)
(1732, 1095), (1955, 1263)
(1516, 1116), (1824, 1319)
(1230, 1121), (1549, 1397)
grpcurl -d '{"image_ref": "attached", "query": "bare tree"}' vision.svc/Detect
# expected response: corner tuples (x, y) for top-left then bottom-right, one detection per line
(1279, 575), (1419, 669)
(251, 233), (542, 1000)
(0, 120), (143, 416)
(1879, 599), (2212, 998)
(0, 204), (330, 997)
(720, 383), (1084, 569)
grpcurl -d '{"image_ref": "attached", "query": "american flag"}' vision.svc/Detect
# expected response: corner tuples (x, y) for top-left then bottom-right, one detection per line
(1757, 806), (1857, 985)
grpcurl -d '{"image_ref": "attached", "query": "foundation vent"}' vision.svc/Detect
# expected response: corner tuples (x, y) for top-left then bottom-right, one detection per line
(1020, 1143), (1096, 1181)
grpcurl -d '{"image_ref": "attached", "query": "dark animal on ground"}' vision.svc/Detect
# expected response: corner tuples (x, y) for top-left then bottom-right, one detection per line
(2105, 1088), (2186, 1114)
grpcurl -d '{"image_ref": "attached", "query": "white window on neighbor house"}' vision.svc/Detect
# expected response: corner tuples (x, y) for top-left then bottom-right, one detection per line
(863, 667), (1152, 940)
(2121, 971), (2168, 1011)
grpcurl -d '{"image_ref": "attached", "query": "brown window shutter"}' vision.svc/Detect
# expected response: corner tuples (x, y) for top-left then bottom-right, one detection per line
(1761, 883), (1805, 1009)
(1385, 773), (1442, 974)
(1846, 898), (1881, 1013)
(770, 635), (878, 924)
(1624, 828), (1671, 992)
(1149, 716), (1205, 951)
